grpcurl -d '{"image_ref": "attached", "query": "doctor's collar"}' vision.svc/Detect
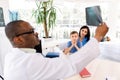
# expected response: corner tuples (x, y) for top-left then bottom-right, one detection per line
(20, 48), (36, 53)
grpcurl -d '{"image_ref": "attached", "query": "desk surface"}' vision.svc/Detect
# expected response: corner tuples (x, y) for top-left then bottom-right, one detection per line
(64, 58), (120, 80)
(42, 39), (69, 49)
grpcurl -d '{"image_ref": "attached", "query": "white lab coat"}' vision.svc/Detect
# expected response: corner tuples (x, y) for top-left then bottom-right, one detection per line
(4, 38), (100, 80)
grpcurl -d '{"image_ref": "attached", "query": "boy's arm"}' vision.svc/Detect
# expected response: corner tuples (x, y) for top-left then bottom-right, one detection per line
(63, 45), (73, 55)
(63, 41), (73, 55)
(74, 43), (80, 51)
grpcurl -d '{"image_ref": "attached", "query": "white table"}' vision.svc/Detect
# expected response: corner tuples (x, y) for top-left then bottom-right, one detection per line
(64, 58), (120, 80)
(42, 39), (69, 56)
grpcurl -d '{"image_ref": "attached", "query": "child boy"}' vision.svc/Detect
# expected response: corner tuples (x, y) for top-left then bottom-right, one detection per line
(63, 31), (81, 55)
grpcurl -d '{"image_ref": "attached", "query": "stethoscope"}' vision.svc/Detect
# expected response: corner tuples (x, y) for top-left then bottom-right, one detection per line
(0, 75), (4, 80)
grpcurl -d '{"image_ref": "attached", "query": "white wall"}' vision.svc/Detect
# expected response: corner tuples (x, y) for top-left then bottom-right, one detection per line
(0, 28), (12, 76)
(0, 0), (10, 76)
(0, 0), (10, 24)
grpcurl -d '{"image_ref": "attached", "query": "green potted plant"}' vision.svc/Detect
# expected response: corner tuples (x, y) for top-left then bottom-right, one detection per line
(32, 0), (56, 38)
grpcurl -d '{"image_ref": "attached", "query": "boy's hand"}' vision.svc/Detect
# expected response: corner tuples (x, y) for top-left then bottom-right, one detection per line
(63, 48), (70, 55)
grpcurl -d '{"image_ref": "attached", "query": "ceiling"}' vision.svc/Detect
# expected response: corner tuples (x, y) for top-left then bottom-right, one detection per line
(25, 0), (115, 2)
(8, 0), (120, 10)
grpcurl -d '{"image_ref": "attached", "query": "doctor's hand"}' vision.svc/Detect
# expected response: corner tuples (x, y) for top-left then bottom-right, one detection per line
(94, 22), (109, 42)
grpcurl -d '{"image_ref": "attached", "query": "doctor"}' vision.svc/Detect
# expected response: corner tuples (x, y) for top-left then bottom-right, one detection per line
(4, 20), (108, 80)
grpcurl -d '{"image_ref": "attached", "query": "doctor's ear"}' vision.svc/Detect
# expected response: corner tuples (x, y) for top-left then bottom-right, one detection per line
(13, 36), (24, 45)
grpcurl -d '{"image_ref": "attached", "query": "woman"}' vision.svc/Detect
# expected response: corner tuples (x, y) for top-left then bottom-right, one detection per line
(79, 25), (90, 46)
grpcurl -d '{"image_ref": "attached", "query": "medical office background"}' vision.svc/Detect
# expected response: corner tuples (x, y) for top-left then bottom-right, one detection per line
(0, 0), (120, 76)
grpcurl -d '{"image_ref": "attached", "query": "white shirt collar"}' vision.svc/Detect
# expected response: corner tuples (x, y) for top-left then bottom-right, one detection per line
(20, 48), (36, 53)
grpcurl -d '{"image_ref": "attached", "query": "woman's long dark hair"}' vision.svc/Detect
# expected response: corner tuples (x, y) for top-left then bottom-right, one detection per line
(79, 25), (90, 42)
